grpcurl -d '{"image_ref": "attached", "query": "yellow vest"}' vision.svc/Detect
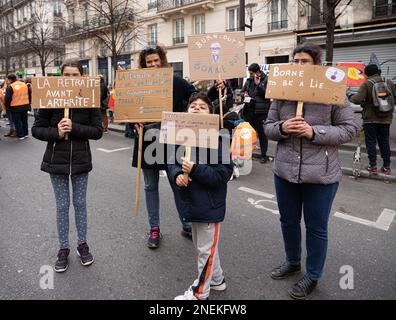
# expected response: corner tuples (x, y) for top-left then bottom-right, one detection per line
(10, 81), (29, 107)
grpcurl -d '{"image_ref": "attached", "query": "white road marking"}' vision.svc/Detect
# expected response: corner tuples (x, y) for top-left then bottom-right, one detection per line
(97, 147), (131, 153)
(238, 187), (275, 199)
(334, 209), (396, 231)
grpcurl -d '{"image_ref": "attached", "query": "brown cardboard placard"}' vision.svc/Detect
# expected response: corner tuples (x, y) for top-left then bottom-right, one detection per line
(159, 112), (220, 149)
(188, 32), (246, 81)
(265, 64), (348, 106)
(114, 67), (173, 123)
(31, 77), (101, 109)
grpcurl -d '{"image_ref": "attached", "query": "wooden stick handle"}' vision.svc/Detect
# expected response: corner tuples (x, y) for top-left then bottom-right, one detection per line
(218, 74), (224, 129)
(296, 101), (304, 118)
(134, 126), (144, 216)
(183, 146), (191, 181)
(64, 108), (69, 140)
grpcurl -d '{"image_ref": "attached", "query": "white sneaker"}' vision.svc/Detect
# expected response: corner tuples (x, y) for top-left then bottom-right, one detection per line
(233, 166), (240, 179)
(210, 279), (227, 291)
(174, 287), (198, 300)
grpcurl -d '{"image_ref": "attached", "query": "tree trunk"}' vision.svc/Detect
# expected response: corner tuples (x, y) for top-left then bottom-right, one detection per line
(325, 2), (337, 65)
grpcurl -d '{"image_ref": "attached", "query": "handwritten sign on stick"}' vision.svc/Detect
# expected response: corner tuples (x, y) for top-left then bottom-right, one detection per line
(265, 65), (348, 106)
(160, 112), (220, 149)
(188, 32), (246, 81)
(31, 77), (101, 109)
(114, 67), (173, 123)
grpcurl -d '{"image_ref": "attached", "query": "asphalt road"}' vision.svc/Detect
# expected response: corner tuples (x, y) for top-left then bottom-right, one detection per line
(0, 119), (395, 300)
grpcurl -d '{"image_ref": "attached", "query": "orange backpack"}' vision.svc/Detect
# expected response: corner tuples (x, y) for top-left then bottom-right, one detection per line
(230, 122), (257, 161)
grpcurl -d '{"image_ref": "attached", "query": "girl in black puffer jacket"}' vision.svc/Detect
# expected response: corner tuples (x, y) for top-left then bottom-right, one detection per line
(32, 61), (103, 273)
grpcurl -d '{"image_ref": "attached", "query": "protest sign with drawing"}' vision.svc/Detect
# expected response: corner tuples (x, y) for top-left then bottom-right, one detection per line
(188, 32), (246, 127)
(113, 67), (173, 123)
(265, 64), (348, 116)
(336, 62), (366, 88)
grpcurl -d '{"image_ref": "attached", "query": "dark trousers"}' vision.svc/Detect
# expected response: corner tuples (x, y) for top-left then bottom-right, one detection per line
(11, 110), (28, 138)
(274, 175), (339, 281)
(363, 123), (391, 168)
(246, 112), (268, 158)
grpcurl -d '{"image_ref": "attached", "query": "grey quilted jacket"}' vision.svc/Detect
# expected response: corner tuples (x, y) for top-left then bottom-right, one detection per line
(264, 99), (358, 184)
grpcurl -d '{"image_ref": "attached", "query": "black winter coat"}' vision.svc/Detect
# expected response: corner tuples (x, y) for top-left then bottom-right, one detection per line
(132, 75), (197, 169)
(32, 108), (103, 175)
(167, 137), (233, 223)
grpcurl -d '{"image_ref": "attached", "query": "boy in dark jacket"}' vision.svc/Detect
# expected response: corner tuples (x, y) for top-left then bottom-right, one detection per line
(169, 92), (233, 300)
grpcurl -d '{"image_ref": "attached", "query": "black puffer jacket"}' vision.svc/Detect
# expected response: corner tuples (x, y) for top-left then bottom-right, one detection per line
(32, 108), (103, 175)
(167, 136), (233, 223)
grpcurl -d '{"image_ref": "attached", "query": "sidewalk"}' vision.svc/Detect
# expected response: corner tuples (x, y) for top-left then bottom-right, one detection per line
(107, 122), (396, 183)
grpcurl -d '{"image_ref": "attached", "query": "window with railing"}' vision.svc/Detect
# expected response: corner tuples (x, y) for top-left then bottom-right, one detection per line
(53, 0), (62, 17)
(308, 0), (327, 26)
(270, 0), (288, 31)
(227, 7), (239, 32)
(148, 0), (158, 10)
(373, 0), (396, 17)
(193, 14), (205, 34)
(148, 24), (157, 45)
(173, 18), (184, 44)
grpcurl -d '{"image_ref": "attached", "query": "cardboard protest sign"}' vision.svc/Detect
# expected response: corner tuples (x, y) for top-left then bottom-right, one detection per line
(337, 62), (366, 87)
(188, 32), (246, 81)
(160, 112), (220, 149)
(31, 77), (100, 109)
(265, 64), (348, 106)
(114, 67), (173, 123)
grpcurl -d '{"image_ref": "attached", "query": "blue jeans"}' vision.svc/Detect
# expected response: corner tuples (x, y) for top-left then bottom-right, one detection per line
(143, 167), (191, 229)
(363, 123), (391, 168)
(6, 110), (15, 131)
(274, 175), (339, 281)
(11, 110), (28, 137)
(50, 174), (89, 249)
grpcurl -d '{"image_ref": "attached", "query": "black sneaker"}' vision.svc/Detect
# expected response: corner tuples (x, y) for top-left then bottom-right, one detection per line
(260, 156), (273, 164)
(271, 262), (301, 280)
(54, 248), (70, 273)
(181, 227), (192, 240)
(147, 226), (161, 249)
(77, 242), (94, 266)
(289, 275), (318, 300)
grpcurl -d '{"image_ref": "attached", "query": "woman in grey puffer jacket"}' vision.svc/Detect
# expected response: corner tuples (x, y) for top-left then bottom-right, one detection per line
(264, 43), (358, 300)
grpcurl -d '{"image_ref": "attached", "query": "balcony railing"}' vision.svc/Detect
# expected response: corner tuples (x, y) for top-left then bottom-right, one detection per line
(308, 14), (326, 27)
(148, 1), (158, 10)
(268, 20), (288, 31)
(373, 4), (396, 18)
(173, 36), (185, 45)
(148, 40), (158, 46)
(158, 0), (206, 12)
(226, 27), (240, 32)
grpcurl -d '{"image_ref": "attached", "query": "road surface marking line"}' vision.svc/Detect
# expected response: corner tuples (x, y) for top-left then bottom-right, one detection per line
(238, 187), (275, 199)
(334, 209), (395, 231)
(97, 147), (131, 153)
(375, 209), (396, 231)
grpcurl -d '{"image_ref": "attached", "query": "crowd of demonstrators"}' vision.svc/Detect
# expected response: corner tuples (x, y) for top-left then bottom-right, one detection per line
(264, 43), (358, 299)
(243, 63), (272, 164)
(31, 60), (103, 273)
(132, 45), (198, 248)
(348, 64), (395, 175)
